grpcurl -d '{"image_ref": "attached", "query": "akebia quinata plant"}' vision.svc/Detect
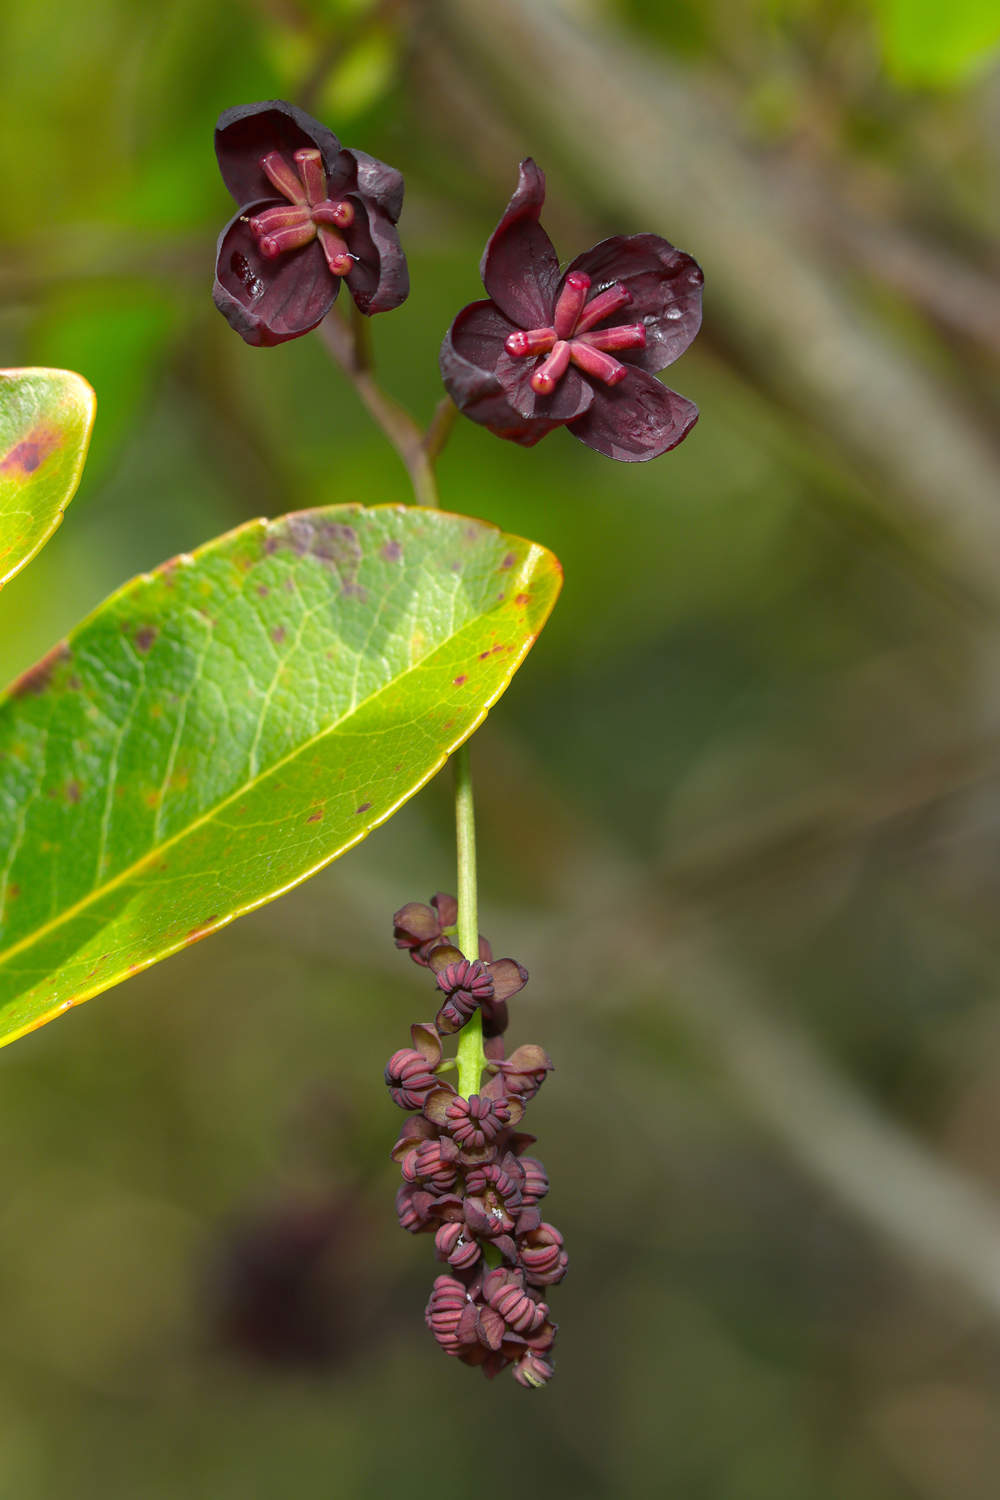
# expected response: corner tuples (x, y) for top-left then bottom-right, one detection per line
(0, 99), (702, 1389)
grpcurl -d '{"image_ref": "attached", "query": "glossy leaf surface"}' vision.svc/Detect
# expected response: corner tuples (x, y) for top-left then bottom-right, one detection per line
(0, 505), (561, 1047)
(0, 368), (96, 588)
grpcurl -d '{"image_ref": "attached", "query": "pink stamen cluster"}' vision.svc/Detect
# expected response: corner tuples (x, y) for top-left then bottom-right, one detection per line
(249, 149), (356, 276)
(504, 272), (647, 394)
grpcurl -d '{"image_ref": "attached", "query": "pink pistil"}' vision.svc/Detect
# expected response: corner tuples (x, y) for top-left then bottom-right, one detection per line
(249, 204), (312, 235)
(505, 327), (557, 358)
(530, 340), (571, 394)
(568, 341), (627, 385)
(250, 151), (356, 277)
(576, 322), (646, 353)
(258, 221), (318, 257)
(574, 282), (632, 333)
(317, 225), (353, 276)
(311, 199), (355, 228)
(552, 272), (591, 339)
(259, 152), (307, 204)
(508, 277), (639, 395)
(293, 148), (327, 205)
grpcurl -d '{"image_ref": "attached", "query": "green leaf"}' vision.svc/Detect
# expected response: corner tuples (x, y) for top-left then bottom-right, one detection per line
(0, 368), (96, 588)
(0, 504), (561, 1048)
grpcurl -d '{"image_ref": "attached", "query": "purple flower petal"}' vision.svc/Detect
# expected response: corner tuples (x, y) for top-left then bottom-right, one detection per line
(340, 147), (404, 222)
(213, 201), (338, 347)
(344, 195), (410, 315)
(495, 346), (593, 424)
(440, 302), (560, 447)
(486, 959), (529, 1003)
(568, 369), (699, 461)
(215, 101), (342, 209)
(480, 160), (561, 330)
(565, 235), (703, 373)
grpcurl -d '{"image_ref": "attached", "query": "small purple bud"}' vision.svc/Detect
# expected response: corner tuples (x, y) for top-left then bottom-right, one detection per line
(513, 1348), (555, 1388)
(384, 1047), (439, 1111)
(434, 1221), (482, 1272)
(497, 1043), (554, 1101)
(425, 1275), (471, 1354)
(481, 1266), (548, 1335)
(445, 1093), (512, 1151)
(519, 1156), (550, 1206)
(433, 957), (495, 1035)
(519, 1222), (568, 1286)
(402, 1138), (460, 1192)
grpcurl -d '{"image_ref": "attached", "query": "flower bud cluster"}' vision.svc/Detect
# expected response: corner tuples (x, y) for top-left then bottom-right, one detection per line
(387, 896), (565, 1386)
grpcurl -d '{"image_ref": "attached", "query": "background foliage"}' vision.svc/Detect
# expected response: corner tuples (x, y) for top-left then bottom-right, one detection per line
(1, 0), (999, 1495)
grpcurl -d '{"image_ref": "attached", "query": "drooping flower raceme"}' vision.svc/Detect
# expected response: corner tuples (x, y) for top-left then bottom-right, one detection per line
(386, 894), (564, 1388)
(213, 100), (409, 346)
(440, 159), (703, 460)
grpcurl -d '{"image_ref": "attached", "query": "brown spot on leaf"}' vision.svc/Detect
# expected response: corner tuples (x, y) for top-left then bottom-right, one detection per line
(380, 540), (403, 563)
(135, 626), (158, 653)
(256, 584), (270, 597)
(272, 625), (286, 645)
(65, 781), (82, 803)
(0, 426), (59, 476)
(501, 553), (516, 569)
(9, 641), (71, 697)
(453, 675), (467, 686)
(479, 651), (490, 660)
(273, 514), (364, 598)
(7, 884), (20, 901)
(307, 807), (324, 823)
(355, 801), (372, 815)
(187, 917), (219, 944)
(515, 593), (530, 606)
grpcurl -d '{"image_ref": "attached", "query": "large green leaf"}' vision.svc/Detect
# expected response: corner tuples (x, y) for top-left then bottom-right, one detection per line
(0, 368), (96, 588)
(0, 504), (561, 1047)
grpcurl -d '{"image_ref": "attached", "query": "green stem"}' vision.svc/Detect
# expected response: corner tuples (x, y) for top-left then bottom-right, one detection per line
(453, 742), (486, 1099)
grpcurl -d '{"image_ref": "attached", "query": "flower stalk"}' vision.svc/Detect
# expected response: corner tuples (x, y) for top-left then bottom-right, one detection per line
(453, 742), (485, 1099)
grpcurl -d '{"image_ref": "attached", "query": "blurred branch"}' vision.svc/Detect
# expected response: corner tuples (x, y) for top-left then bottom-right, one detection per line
(779, 166), (1000, 361)
(431, 0), (1000, 609)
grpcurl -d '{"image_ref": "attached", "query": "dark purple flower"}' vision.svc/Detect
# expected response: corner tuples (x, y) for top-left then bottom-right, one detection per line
(440, 158), (702, 460)
(213, 100), (409, 346)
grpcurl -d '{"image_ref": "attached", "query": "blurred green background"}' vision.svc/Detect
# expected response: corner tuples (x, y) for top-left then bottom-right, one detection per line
(2, 0), (1000, 1494)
